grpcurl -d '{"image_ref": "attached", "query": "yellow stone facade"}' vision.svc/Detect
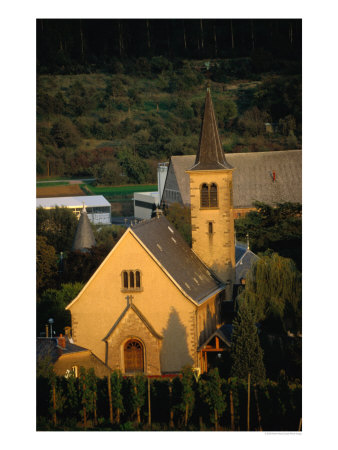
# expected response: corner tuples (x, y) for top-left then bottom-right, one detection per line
(66, 229), (222, 375)
(187, 169), (235, 298)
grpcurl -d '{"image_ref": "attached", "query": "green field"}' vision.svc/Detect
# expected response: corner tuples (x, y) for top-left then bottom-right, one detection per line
(83, 183), (157, 202)
(36, 181), (69, 188)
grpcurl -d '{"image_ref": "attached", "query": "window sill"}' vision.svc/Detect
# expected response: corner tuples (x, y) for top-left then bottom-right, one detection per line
(121, 288), (143, 293)
(200, 207), (219, 210)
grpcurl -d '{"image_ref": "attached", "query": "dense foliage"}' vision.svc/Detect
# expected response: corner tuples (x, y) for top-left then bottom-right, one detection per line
(231, 302), (266, 383)
(36, 20), (301, 182)
(36, 366), (302, 431)
(37, 282), (84, 335)
(236, 253), (302, 380)
(237, 253), (302, 335)
(235, 201), (302, 269)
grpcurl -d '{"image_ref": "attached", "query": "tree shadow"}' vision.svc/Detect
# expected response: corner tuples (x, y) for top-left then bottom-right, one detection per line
(160, 307), (194, 372)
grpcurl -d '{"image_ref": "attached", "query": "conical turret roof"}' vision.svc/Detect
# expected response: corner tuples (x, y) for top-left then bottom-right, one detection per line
(190, 89), (232, 171)
(72, 205), (96, 252)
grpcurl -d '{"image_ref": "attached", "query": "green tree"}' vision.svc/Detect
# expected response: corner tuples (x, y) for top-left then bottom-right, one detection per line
(37, 282), (84, 335)
(37, 206), (78, 253)
(37, 235), (58, 292)
(214, 98), (238, 128)
(235, 202), (302, 269)
(238, 106), (270, 136)
(50, 117), (81, 148)
(231, 302), (266, 383)
(173, 366), (195, 427)
(198, 368), (226, 429)
(237, 253), (301, 335)
(110, 370), (124, 423)
(117, 147), (150, 184)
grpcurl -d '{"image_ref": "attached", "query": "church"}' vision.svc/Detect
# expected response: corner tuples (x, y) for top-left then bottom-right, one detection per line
(65, 89), (254, 376)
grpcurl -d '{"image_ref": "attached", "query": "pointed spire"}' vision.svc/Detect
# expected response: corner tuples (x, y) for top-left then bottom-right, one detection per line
(72, 205), (96, 252)
(246, 233), (250, 250)
(190, 88), (232, 171)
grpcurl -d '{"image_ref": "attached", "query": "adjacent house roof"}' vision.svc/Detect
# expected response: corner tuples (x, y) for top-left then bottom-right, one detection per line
(131, 215), (224, 304)
(189, 89), (233, 171)
(72, 206), (96, 251)
(36, 195), (111, 209)
(36, 337), (89, 363)
(198, 323), (233, 351)
(235, 242), (259, 284)
(164, 150), (301, 208)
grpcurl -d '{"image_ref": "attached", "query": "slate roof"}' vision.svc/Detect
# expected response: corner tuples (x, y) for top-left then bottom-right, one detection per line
(72, 206), (96, 251)
(36, 337), (88, 363)
(131, 215), (224, 303)
(235, 245), (260, 284)
(189, 89), (232, 171)
(165, 150), (301, 208)
(197, 323), (233, 351)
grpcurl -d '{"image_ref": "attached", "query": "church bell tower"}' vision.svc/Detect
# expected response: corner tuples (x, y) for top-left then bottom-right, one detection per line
(186, 89), (235, 298)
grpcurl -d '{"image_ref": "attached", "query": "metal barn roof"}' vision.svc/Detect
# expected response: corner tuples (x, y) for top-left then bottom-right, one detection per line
(36, 195), (111, 209)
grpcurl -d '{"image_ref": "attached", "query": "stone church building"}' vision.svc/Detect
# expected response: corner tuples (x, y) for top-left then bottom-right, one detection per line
(65, 89), (254, 376)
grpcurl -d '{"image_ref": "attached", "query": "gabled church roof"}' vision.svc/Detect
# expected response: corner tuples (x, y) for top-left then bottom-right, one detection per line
(165, 150), (302, 207)
(189, 89), (233, 171)
(72, 206), (96, 251)
(131, 215), (224, 303)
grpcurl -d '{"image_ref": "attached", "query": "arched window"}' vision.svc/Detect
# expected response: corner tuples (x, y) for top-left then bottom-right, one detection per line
(200, 183), (218, 208)
(200, 183), (209, 207)
(209, 183), (218, 207)
(121, 270), (142, 291)
(124, 339), (144, 373)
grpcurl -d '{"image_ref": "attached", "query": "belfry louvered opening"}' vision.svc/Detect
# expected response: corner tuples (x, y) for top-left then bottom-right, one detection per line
(200, 183), (218, 208)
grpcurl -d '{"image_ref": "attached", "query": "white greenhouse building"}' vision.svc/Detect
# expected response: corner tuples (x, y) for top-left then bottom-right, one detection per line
(36, 195), (111, 225)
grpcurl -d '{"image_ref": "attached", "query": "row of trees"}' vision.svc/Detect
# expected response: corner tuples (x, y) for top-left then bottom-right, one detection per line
(37, 366), (301, 431)
(37, 19), (301, 74)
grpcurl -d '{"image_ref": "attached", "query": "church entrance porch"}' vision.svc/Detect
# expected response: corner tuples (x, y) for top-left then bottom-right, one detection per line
(198, 324), (232, 374)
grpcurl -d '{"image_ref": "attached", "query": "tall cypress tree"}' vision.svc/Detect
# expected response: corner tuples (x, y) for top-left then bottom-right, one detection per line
(231, 303), (266, 383)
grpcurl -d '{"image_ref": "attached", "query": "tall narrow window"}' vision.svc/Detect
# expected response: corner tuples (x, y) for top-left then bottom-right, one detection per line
(129, 271), (134, 288)
(123, 271), (128, 289)
(136, 271), (141, 288)
(209, 183), (218, 207)
(201, 183), (209, 207)
(121, 270), (142, 291)
(208, 222), (213, 234)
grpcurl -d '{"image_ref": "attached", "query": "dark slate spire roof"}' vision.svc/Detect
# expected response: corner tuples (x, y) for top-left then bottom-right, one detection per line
(131, 215), (223, 303)
(235, 242), (259, 284)
(72, 206), (96, 252)
(190, 89), (232, 171)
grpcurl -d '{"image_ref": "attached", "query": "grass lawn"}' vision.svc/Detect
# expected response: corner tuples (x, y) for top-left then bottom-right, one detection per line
(36, 181), (69, 187)
(85, 184), (157, 195)
(83, 183), (157, 203)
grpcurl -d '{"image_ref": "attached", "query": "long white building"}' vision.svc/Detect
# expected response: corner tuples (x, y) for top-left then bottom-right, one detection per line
(36, 195), (111, 224)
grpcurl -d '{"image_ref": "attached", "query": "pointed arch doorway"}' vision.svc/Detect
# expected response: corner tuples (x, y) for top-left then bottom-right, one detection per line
(124, 339), (144, 373)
